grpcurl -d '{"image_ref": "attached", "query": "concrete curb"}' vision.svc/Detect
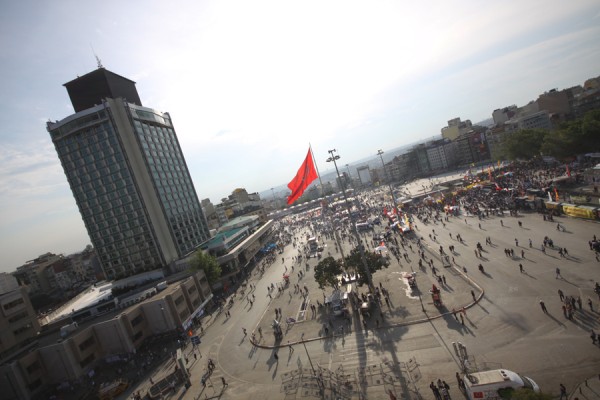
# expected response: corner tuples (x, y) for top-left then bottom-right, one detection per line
(569, 375), (600, 400)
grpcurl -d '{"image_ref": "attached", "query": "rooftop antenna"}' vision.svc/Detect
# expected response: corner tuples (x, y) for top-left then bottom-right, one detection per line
(90, 43), (103, 69)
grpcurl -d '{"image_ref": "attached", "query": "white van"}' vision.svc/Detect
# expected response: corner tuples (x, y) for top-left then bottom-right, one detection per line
(463, 369), (540, 399)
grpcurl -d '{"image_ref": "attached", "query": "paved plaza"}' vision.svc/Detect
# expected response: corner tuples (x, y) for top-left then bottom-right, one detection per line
(125, 177), (600, 400)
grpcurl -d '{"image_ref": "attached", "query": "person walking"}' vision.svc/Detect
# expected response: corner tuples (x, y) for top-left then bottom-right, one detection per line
(558, 289), (564, 301)
(430, 382), (442, 400)
(273, 352), (279, 361)
(221, 377), (228, 387)
(539, 300), (548, 313)
(519, 263), (524, 273)
(288, 342), (294, 354)
(471, 290), (476, 302)
(555, 267), (562, 279)
(559, 383), (567, 400)
(588, 298), (594, 312)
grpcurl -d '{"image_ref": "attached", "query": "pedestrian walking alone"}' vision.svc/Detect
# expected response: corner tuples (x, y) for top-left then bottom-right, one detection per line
(555, 267), (562, 279)
(221, 377), (228, 387)
(519, 263), (524, 273)
(539, 300), (547, 313)
(471, 290), (476, 302)
(559, 383), (567, 400)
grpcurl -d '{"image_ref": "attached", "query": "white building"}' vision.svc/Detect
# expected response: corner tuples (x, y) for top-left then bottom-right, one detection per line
(357, 166), (372, 185)
(426, 140), (457, 171)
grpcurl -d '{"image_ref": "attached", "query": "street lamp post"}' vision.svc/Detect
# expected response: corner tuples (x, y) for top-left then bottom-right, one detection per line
(377, 149), (398, 212)
(345, 164), (354, 191)
(326, 149), (374, 291)
(270, 187), (277, 209)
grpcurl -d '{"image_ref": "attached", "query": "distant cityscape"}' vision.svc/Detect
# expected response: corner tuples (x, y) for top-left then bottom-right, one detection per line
(264, 74), (599, 204)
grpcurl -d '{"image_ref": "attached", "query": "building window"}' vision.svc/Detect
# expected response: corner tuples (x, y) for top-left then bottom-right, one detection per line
(80, 353), (95, 368)
(3, 297), (24, 310)
(131, 314), (144, 327)
(26, 361), (42, 374)
(174, 295), (184, 306)
(79, 336), (95, 352)
(8, 311), (29, 323)
(13, 325), (31, 335)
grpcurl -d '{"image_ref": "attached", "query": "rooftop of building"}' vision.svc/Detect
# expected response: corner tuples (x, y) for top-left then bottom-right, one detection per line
(12, 272), (199, 359)
(203, 227), (246, 248)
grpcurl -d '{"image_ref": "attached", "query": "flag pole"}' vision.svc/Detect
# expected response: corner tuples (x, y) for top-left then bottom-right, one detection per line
(310, 143), (324, 197)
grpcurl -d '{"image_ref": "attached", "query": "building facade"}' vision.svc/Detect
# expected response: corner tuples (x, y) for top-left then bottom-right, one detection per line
(47, 68), (210, 279)
(0, 271), (211, 400)
(0, 282), (41, 358)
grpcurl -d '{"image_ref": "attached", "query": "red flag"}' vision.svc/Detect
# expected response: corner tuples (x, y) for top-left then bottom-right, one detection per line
(287, 148), (318, 205)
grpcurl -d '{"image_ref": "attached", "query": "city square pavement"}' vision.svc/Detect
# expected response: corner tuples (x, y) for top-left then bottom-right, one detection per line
(243, 203), (600, 399)
(251, 229), (481, 350)
(125, 186), (600, 400)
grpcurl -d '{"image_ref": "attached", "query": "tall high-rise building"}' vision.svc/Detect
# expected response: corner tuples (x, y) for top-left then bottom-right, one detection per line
(47, 68), (209, 279)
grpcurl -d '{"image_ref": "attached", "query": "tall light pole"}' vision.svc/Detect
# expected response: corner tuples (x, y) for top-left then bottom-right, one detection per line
(270, 187), (276, 210)
(377, 149), (398, 213)
(345, 164), (354, 191)
(327, 149), (374, 291)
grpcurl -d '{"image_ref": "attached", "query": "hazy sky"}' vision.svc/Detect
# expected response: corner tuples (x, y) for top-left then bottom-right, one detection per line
(1, 0), (599, 271)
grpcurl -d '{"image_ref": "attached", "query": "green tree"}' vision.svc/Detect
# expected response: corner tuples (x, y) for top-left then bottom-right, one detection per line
(540, 109), (600, 159)
(314, 256), (344, 290)
(190, 250), (221, 285)
(345, 247), (388, 287)
(501, 129), (548, 160)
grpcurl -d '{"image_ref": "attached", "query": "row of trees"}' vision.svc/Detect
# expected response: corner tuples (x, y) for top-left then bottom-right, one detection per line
(190, 243), (389, 292)
(497, 109), (600, 161)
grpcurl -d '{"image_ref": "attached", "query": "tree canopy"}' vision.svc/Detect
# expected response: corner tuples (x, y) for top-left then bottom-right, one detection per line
(190, 250), (221, 285)
(500, 109), (600, 161)
(345, 246), (388, 287)
(501, 129), (548, 160)
(314, 256), (344, 290)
